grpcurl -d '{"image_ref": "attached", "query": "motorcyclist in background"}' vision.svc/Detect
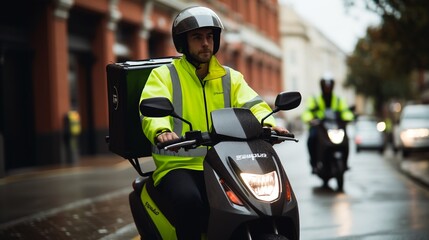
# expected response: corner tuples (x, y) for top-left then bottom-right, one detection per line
(301, 73), (354, 174)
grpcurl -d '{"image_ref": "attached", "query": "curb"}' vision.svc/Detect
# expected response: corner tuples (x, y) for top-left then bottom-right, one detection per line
(400, 160), (429, 188)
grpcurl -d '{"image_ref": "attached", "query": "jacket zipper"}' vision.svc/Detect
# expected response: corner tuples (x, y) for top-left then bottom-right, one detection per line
(200, 80), (210, 131)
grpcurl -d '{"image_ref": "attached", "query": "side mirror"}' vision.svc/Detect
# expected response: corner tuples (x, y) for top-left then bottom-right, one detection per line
(273, 91), (302, 112)
(139, 97), (194, 131)
(261, 91), (302, 126)
(139, 97), (174, 117)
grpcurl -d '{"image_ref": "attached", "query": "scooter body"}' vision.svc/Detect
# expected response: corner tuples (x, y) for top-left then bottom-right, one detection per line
(203, 137), (299, 239)
(313, 109), (349, 190)
(129, 92), (302, 240)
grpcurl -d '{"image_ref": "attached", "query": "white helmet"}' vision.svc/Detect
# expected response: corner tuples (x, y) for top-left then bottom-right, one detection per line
(172, 6), (224, 54)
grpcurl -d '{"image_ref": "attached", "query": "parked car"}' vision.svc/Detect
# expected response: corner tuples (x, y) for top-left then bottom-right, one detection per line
(354, 116), (387, 153)
(393, 104), (429, 157)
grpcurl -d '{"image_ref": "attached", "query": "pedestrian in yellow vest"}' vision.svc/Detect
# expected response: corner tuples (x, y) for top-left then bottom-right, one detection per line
(140, 6), (289, 239)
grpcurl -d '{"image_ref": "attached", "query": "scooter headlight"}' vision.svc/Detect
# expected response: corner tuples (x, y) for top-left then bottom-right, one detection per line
(240, 171), (279, 202)
(327, 129), (345, 144)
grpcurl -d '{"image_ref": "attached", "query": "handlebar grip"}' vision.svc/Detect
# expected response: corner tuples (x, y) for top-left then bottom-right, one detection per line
(270, 130), (295, 139)
(156, 137), (185, 150)
(269, 130), (298, 142)
(283, 133), (295, 138)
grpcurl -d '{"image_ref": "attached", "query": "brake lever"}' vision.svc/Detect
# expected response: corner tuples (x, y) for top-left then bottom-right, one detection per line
(163, 139), (197, 151)
(270, 131), (299, 142)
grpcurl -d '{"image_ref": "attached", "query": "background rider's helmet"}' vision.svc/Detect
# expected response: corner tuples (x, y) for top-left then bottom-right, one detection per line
(320, 72), (335, 92)
(172, 6), (224, 55)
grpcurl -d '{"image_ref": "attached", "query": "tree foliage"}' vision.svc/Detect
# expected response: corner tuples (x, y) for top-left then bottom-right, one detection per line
(344, 0), (429, 111)
(346, 27), (412, 110)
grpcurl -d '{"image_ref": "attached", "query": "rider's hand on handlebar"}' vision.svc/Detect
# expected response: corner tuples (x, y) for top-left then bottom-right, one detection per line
(157, 131), (180, 152)
(310, 119), (320, 126)
(271, 126), (290, 144)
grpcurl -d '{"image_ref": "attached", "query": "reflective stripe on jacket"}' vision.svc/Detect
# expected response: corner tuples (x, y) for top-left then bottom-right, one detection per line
(301, 94), (354, 124)
(140, 55), (276, 186)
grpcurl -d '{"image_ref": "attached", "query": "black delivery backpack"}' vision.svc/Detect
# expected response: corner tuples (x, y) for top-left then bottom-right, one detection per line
(106, 57), (178, 159)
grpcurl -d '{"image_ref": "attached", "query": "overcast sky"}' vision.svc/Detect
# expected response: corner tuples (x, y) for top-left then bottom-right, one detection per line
(279, 0), (381, 53)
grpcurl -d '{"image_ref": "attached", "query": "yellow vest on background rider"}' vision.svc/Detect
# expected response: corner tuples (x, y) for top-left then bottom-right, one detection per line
(301, 94), (354, 124)
(140, 55), (276, 186)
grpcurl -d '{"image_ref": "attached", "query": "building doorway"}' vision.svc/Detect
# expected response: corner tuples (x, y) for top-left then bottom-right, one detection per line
(0, 45), (35, 170)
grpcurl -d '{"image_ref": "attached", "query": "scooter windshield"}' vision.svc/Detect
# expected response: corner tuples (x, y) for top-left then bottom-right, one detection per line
(210, 108), (263, 141)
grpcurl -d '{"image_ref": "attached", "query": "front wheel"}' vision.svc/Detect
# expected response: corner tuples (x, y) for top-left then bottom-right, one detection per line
(335, 158), (345, 191)
(336, 174), (344, 192)
(256, 234), (289, 240)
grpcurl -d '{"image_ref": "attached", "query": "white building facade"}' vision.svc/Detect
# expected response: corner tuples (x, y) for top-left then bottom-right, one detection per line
(279, 4), (355, 126)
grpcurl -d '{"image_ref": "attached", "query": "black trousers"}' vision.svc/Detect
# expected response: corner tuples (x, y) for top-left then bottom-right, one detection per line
(307, 126), (318, 167)
(156, 168), (208, 240)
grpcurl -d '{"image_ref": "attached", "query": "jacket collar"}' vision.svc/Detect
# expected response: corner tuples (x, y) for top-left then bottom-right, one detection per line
(179, 55), (227, 81)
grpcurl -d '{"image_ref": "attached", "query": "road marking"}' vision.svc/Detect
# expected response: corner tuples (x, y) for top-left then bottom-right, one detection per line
(98, 223), (139, 240)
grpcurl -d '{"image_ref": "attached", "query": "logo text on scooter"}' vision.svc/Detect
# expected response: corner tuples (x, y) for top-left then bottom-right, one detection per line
(236, 153), (267, 161)
(145, 202), (160, 215)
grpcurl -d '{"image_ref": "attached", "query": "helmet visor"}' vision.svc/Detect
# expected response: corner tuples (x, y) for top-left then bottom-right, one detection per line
(322, 79), (334, 88)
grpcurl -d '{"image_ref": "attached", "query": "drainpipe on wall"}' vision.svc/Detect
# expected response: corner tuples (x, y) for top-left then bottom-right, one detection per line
(108, 0), (122, 31)
(140, 0), (154, 41)
(53, 0), (74, 165)
(54, 0), (74, 19)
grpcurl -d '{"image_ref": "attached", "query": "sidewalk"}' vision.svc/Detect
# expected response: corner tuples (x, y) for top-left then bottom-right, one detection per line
(399, 155), (429, 188)
(381, 146), (429, 188)
(0, 154), (142, 240)
(0, 154), (131, 183)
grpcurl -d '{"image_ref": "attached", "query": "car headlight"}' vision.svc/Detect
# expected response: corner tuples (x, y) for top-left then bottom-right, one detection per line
(400, 128), (429, 143)
(377, 122), (386, 132)
(327, 129), (345, 144)
(240, 171), (280, 202)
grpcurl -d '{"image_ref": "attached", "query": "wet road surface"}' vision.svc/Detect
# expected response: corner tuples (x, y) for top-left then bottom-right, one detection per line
(277, 132), (429, 239)
(0, 156), (144, 239)
(0, 132), (428, 239)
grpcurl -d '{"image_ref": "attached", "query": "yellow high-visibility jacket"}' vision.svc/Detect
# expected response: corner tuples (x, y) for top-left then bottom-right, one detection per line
(140, 55), (276, 186)
(301, 94), (354, 124)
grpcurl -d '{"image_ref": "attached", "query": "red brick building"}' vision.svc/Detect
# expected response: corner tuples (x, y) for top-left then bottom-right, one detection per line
(0, 0), (282, 174)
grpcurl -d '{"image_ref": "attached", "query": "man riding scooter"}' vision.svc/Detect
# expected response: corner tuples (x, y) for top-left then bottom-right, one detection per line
(301, 73), (354, 174)
(139, 6), (289, 239)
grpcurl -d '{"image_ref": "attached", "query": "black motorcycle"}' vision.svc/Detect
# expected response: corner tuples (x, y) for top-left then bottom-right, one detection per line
(128, 91), (302, 240)
(312, 109), (349, 191)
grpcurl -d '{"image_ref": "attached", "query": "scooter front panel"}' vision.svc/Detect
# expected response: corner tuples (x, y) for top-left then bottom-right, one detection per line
(204, 140), (299, 239)
(206, 140), (291, 214)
